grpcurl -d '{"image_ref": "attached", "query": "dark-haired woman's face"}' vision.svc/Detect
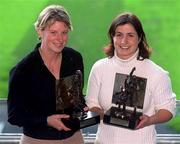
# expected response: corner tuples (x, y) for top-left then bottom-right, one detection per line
(113, 23), (139, 60)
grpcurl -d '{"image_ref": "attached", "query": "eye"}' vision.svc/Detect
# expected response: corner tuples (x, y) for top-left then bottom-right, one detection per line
(50, 31), (56, 34)
(115, 33), (123, 38)
(128, 34), (134, 37)
(62, 31), (68, 35)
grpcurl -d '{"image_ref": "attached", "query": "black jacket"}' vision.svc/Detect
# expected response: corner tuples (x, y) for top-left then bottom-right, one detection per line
(7, 43), (84, 140)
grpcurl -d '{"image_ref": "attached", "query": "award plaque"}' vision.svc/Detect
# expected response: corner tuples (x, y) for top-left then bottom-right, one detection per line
(103, 67), (147, 129)
(56, 70), (100, 130)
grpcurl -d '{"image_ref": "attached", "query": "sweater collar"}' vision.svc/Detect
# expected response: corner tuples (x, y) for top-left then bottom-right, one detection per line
(113, 48), (139, 66)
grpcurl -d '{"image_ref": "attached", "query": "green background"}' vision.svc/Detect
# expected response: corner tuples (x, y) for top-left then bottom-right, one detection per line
(0, 0), (180, 131)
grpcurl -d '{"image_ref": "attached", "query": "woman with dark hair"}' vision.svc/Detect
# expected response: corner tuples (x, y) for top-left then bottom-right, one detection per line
(104, 12), (151, 59)
(86, 12), (176, 144)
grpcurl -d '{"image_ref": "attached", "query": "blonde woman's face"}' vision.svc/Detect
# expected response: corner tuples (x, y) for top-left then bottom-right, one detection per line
(113, 23), (140, 60)
(38, 21), (69, 54)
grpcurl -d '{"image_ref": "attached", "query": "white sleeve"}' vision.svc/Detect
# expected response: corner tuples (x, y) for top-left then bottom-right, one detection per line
(86, 63), (102, 109)
(153, 71), (176, 116)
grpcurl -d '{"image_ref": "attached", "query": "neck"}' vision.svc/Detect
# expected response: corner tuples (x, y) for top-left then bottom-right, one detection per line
(40, 48), (61, 64)
(114, 49), (139, 62)
(39, 48), (62, 79)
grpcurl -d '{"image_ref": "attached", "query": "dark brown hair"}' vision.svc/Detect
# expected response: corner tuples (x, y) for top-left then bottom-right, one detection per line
(104, 12), (151, 60)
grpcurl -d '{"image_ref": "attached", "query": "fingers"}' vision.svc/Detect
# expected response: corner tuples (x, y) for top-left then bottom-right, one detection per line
(56, 114), (71, 131)
(59, 120), (71, 131)
(57, 114), (70, 119)
(47, 114), (71, 131)
(135, 115), (149, 130)
(136, 119), (144, 129)
(83, 106), (89, 112)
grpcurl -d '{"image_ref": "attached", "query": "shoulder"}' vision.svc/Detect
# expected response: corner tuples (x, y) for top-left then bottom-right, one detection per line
(10, 49), (39, 77)
(61, 47), (84, 77)
(62, 47), (82, 58)
(90, 57), (111, 74)
(62, 46), (83, 65)
(92, 57), (111, 68)
(142, 59), (170, 80)
(144, 59), (168, 73)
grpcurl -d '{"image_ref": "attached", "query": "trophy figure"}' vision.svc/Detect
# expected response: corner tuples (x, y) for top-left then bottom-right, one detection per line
(56, 70), (100, 130)
(103, 67), (147, 129)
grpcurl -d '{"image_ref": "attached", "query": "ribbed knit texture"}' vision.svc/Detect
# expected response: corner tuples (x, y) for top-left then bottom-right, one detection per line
(86, 50), (176, 144)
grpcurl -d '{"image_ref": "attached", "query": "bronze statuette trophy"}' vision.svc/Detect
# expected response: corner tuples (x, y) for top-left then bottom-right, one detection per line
(103, 67), (147, 129)
(56, 70), (100, 130)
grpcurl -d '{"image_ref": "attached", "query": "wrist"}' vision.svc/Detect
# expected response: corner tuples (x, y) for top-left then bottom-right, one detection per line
(148, 115), (157, 125)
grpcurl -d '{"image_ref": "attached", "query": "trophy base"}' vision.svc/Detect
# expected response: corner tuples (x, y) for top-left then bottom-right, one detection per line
(62, 111), (100, 130)
(103, 107), (142, 129)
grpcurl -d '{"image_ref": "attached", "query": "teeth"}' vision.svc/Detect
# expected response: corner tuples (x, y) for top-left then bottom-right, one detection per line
(122, 46), (128, 49)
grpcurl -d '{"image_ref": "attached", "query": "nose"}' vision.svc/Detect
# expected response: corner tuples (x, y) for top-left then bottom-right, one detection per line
(121, 36), (128, 44)
(56, 33), (63, 42)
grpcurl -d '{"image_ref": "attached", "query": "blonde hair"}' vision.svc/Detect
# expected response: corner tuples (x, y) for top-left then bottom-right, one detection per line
(34, 5), (73, 31)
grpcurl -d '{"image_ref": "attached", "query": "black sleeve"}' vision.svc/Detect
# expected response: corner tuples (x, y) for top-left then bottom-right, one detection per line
(7, 67), (47, 128)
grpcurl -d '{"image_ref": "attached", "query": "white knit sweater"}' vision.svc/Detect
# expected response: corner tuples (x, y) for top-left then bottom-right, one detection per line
(86, 50), (176, 144)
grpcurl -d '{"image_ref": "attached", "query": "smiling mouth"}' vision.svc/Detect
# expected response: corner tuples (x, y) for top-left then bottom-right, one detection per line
(54, 43), (63, 47)
(121, 46), (129, 49)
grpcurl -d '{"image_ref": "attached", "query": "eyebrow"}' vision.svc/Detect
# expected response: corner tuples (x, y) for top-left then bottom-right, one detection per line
(115, 32), (137, 35)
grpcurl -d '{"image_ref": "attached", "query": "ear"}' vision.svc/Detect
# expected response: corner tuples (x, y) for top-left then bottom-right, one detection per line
(36, 28), (43, 39)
